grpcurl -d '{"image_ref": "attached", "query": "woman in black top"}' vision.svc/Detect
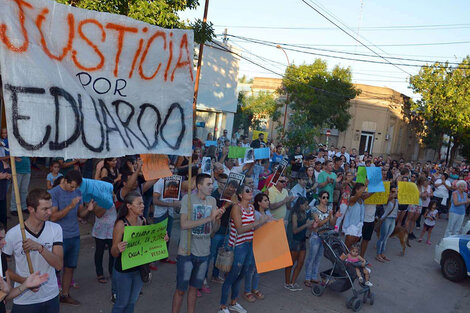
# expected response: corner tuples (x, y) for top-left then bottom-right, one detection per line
(0, 223), (49, 313)
(111, 192), (168, 313)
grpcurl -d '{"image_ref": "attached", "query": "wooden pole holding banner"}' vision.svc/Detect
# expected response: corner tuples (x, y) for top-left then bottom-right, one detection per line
(186, 0), (209, 255)
(9, 156), (34, 274)
(0, 76), (34, 274)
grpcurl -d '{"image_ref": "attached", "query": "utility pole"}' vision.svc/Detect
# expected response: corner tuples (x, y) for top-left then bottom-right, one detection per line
(276, 45), (290, 139)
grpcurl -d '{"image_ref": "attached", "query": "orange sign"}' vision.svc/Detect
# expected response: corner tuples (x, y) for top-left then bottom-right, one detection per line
(140, 154), (172, 180)
(253, 219), (292, 273)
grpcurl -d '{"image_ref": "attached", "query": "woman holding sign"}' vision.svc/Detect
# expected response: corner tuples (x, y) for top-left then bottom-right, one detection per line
(219, 186), (268, 313)
(111, 191), (168, 313)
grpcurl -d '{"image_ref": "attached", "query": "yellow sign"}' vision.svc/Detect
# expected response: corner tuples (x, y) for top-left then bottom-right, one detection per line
(365, 181), (390, 205)
(398, 181), (420, 205)
(252, 130), (268, 143)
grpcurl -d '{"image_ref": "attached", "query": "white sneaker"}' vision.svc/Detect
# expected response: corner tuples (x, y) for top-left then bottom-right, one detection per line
(358, 277), (364, 283)
(365, 281), (373, 287)
(290, 283), (303, 291)
(219, 308), (230, 313)
(228, 302), (247, 313)
(283, 283), (293, 290)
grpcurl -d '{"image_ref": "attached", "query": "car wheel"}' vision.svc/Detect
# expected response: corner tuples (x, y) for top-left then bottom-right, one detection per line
(441, 252), (467, 282)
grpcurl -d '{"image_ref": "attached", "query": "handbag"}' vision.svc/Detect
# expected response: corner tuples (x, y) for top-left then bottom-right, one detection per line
(374, 200), (396, 234)
(215, 223), (234, 272)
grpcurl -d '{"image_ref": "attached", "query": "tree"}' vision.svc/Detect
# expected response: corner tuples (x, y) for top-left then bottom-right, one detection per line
(409, 57), (470, 164)
(281, 59), (360, 150)
(55, 0), (215, 44)
(233, 91), (282, 135)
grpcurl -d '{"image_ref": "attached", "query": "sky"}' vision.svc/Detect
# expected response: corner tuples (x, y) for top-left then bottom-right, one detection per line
(179, 0), (470, 98)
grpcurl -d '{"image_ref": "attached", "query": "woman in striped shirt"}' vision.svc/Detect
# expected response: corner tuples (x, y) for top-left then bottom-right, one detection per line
(219, 185), (268, 313)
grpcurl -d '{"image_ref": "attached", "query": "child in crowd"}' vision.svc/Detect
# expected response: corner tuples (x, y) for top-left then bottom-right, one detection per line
(418, 200), (438, 245)
(47, 161), (63, 190)
(341, 244), (372, 287)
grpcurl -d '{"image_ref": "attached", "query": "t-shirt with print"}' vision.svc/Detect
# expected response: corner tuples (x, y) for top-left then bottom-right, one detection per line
(4, 221), (62, 305)
(153, 179), (174, 218)
(49, 185), (83, 239)
(178, 193), (217, 257)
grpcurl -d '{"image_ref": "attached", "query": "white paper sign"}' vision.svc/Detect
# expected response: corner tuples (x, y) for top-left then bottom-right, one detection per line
(0, 0), (194, 158)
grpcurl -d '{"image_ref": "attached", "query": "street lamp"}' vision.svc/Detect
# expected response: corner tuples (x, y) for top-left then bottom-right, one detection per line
(276, 45), (290, 139)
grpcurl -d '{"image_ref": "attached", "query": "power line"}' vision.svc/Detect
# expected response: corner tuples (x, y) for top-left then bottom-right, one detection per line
(213, 23), (470, 31)
(228, 34), (464, 65)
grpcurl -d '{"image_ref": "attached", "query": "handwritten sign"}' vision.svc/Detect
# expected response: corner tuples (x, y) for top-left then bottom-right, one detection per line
(79, 178), (114, 209)
(356, 166), (367, 184)
(0, 0), (194, 158)
(365, 181), (390, 205)
(253, 220), (292, 273)
(121, 219), (168, 270)
(252, 130), (268, 143)
(254, 147), (270, 160)
(141, 154), (172, 180)
(228, 146), (246, 159)
(366, 167), (385, 193)
(398, 181), (420, 205)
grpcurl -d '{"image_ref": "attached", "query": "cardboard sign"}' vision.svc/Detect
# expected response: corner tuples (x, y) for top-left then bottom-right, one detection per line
(356, 166), (367, 184)
(141, 154), (172, 180)
(0, 0), (194, 158)
(79, 178), (114, 210)
(228, 146), (246, 159)
(253, 220), (292, 273)
(398, 181), (420, 205)
(162, 175), (182, 200)
(366, 167), (385, 193)
(254, 147), (270, 160)
(201, 157), (212, 175)
(365, 181), (390, 205)
(221, 172), (245, 202)
(252, 130), (268, 143)
(121, 219), (168, 270)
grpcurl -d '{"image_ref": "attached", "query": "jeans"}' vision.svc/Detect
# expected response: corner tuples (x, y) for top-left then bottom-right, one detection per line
(176, 254), (209, 291)
(111, 268), (143, 313)
(94, 238), (114, 277)
(11, 295), (59, 313)
(376, 217), (396, 255)
(244, 265), (259, 293)
(220, 242), (253, 306)
(207, 233), (227, 279)
(305, 234), (323, 281)
(444, 213), (465, 237)
(10, 172), (30, 212)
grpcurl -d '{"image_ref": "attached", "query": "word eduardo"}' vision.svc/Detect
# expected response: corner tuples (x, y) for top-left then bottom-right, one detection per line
(5, 84), (186, 152)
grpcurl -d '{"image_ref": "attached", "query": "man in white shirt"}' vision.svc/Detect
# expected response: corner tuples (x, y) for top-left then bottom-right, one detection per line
(290, 174), (308, 202)
(335, 146), (350, 164)
(4, 189), (63, 313)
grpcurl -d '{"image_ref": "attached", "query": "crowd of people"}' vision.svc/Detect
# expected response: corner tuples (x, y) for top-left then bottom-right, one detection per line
(0, 127), (468, 313)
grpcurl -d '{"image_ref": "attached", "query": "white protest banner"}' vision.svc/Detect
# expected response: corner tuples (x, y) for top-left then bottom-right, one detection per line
(0, 0), (194, 158)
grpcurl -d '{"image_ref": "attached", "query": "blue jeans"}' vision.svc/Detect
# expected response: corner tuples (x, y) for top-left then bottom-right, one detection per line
(220, 242), (253, 306)
(111, 268), (143, 313)
(63, 236), (80, 268)
(305, 234), (323, 281)
(207, 233), (227, 279)
(11, 295), (59, 313)
(10, 172), (30, 212)
(176, 254), (209, 291)
(376, 217), (396, 255)
(244, 265), (259, 293)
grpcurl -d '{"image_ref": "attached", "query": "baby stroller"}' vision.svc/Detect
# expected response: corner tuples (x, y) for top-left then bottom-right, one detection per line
(310, 229), (374, 312)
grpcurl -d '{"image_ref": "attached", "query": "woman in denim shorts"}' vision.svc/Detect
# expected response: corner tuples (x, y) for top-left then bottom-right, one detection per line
(284, 197), (313, 291)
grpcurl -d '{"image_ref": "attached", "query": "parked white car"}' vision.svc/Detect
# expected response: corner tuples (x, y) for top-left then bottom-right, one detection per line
(435, 234), (470, 282)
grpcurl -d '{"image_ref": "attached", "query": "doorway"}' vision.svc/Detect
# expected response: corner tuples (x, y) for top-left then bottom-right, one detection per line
(359, 131), (374, 155)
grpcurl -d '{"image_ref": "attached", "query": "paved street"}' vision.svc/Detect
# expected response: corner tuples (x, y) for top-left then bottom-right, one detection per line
(45, 215), (470, 313)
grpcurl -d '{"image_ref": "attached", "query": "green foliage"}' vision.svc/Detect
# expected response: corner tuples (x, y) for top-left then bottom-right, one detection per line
(233, 91), (282, 134)
(409, 57), (470, 163)
(281, 59), (359, 149)
(55, 0), (214, 43)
